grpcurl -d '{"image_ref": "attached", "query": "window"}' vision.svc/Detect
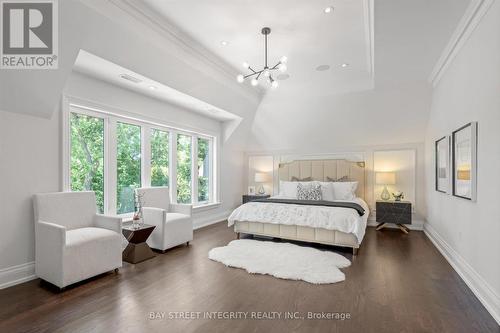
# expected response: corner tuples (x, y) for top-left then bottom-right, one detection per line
(176, 134), (192, 204)
(197, 137), (211, 202)
(116, 122), (141, 214)
(70, 112), (105, 213)
(151, 129), (169, 187)
(65, 103), (217, 215)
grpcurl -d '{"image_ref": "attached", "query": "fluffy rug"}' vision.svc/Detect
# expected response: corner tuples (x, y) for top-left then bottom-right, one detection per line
(208, 239), (351, 284)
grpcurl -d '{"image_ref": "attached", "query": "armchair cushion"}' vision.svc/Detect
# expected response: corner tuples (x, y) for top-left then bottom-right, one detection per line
(64, 227), (122, 286)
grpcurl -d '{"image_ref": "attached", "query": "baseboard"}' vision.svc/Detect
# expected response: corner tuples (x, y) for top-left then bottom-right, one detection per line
(0, 261), (36, 290)
(424, 223), (500, 325)
(193, 209), (232, 230)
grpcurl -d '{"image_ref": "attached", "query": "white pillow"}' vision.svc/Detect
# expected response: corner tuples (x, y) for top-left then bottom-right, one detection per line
(317, 182), (335, 201)
(279, 180), (315, 198)
(331, 181), (358, 200)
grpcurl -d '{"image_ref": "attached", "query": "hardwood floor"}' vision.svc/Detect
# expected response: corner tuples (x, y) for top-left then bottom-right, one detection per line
(0, 222), (497, 333)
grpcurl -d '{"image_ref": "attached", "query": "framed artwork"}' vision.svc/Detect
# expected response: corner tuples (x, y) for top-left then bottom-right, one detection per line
(248, 186), (256, 195)
(435, 136), (449, 193)
(452, 122), (477, 201)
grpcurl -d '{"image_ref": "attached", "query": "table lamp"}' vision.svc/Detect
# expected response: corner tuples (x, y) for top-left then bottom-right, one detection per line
(254, 172), (270, 195)
(376, 172), (396, 201)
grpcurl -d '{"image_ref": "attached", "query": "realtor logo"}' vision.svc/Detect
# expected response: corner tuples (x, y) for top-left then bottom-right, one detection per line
(1, 0), (58, 69)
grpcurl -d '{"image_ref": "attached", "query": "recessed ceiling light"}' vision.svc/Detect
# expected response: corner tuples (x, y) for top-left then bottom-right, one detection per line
(220, 41), (228, 46)
(148, 86), (157, 90)
(316, 65), (330, 71)
(324, 6), (334, 14)
(341, 63), (349, 68)
(277, 73), (290, 80)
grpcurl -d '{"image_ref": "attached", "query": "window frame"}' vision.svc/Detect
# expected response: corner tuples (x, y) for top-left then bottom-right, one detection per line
(62, 97), (219, 217)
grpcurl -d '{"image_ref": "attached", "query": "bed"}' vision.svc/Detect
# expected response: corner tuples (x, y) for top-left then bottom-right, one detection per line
(228, 158), (369, 255)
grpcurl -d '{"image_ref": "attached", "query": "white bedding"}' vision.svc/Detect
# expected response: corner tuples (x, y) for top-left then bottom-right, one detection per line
(228, 196), (370, 243)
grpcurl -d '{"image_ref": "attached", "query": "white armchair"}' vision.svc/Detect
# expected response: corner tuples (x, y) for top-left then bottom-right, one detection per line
(33, 191), (122, 288)
(136, 187), (193, 252)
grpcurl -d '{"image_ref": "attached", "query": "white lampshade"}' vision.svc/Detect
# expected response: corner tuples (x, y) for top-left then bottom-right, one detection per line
(254, 172), (270, 183)
(375, 172), (396, 185)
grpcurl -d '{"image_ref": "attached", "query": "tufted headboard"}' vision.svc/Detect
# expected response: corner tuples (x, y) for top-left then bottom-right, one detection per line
(278, 159), (366, 200)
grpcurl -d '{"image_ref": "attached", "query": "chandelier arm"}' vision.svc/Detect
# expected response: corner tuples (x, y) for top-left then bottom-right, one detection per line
(270, 62), (281, 70)
(248, 66), (258, 74)
(243, 71), (262, 79)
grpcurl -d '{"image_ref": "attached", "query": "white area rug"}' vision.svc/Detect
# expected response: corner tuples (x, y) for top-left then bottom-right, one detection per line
(208, 239), (351, 284)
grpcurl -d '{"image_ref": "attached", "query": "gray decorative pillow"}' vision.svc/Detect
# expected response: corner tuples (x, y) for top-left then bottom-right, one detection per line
(326, 175), (350, 182)
(291, 176), (313, 182)
(297, 183), (322, 201)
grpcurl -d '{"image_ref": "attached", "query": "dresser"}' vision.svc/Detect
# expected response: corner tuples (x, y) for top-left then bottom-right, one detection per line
(242, 194), (270, 204)
(375, 200), (412, 234)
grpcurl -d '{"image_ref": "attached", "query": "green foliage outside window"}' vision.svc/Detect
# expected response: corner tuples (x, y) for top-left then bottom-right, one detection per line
(70, 113), (105, 213)
(116, 122), (141, 214)
(151, 129), (169, 187)
(198, 138), (210, 202)
(177, 134), (192, 203)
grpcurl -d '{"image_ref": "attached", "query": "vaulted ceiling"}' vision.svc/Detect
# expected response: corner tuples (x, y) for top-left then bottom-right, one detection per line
(143, 0), (374, 95)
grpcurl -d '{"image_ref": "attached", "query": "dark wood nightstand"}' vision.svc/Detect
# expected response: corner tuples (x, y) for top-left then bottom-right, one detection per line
(375, 200), (412, 234)
(242, 194), (270, 204)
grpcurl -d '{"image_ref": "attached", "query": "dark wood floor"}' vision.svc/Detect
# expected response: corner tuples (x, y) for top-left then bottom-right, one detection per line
(0, 222), (498, 333)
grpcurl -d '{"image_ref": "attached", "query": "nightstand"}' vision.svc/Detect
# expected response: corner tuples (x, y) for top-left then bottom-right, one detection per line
(375, 200), (412, 234)
(242, 194), (270, 204)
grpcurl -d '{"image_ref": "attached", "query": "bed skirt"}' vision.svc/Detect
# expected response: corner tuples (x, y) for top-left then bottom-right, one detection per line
(233, 221), (360, 253)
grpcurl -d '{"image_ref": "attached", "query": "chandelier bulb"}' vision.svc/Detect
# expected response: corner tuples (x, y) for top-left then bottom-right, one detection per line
(263, 69), (271, 77)
(242, 62), (250, 69)
(280, 56), (288, 64)
(271, 80), (279, 89)
(251, 78), (259, 86)
(236, 74), (244, 83)
(278, 63), (287, 72)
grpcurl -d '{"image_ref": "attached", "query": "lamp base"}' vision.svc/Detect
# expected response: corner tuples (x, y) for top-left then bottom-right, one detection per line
(381, 186), (390, 201)
(257, 185), (266, 195)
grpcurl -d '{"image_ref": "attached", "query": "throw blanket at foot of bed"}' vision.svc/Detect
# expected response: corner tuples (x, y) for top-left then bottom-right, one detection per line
(252, 198), (365, 216)
(208, 239), (351, 284)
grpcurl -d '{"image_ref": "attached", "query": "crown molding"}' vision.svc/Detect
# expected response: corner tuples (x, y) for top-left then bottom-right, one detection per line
(82, 0), (263, 104)
(429, 0), (495, 87)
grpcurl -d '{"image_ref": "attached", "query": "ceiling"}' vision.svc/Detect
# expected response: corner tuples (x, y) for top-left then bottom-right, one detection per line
(141, 0), (374, 95)
(73, 50), (239, 121)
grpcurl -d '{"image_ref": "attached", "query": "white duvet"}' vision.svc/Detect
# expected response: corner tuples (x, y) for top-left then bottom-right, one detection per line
(228, 196), (370, 243)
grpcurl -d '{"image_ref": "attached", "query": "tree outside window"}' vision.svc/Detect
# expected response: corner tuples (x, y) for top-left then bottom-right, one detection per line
(176, 134), (192, 203)
(151, 129), (169, 187)
(70, 113), (105, 213)
(116, 122), (141, 214)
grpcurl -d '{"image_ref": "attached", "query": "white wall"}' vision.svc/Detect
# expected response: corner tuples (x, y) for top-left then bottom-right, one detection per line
(424, 0), (500, 323)
(0, 110), (61, 272)
(245, 142), (426, 227)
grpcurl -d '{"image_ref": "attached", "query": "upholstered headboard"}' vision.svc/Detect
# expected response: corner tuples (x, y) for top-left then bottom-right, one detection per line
(278, 159), (366, 200)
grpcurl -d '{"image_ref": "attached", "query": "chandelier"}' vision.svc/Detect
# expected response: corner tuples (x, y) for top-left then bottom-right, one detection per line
(236, 27), (287, 89)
